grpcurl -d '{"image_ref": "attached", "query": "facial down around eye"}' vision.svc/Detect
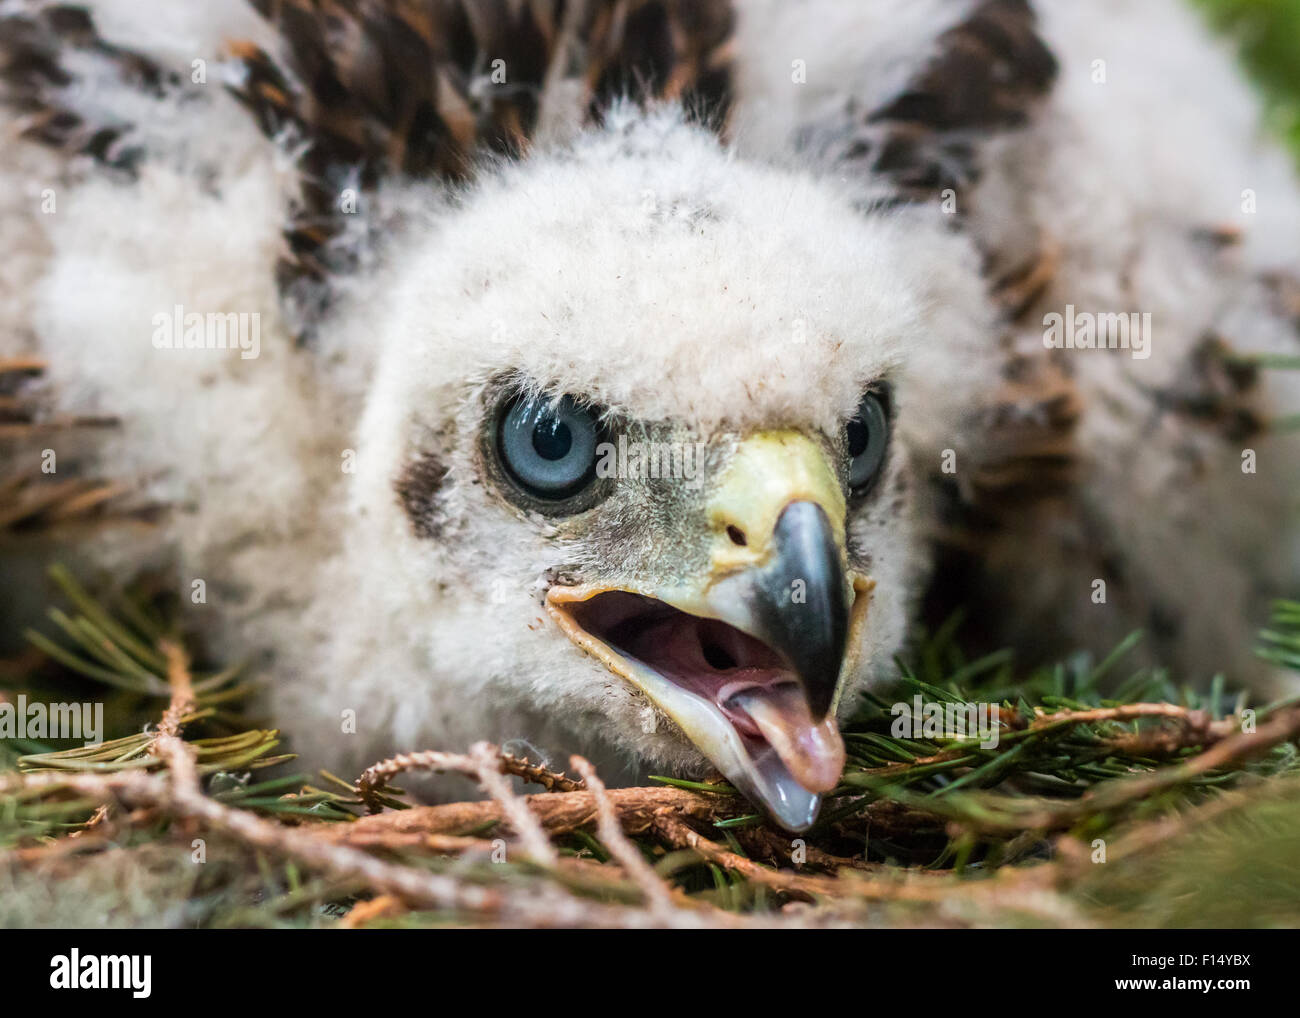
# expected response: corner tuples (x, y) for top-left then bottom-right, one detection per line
(498, 393), (601, 499)
(846, 391), (889, 492)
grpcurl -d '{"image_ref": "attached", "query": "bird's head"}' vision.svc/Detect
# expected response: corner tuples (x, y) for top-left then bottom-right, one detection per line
(351, 109), (996, 829)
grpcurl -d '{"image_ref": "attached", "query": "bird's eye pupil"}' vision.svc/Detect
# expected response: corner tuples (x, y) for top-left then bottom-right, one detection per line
(496, 392), (602, 502)
(846, 391), (889, 493)
(845, 418), (869, 458)
(533, 418), (572, 460)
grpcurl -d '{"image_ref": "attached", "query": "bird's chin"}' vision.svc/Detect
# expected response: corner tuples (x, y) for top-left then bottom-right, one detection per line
(546, 585), (871, 832)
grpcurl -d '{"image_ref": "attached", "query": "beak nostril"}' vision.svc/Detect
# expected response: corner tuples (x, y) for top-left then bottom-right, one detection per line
(726, 525), (748, 547)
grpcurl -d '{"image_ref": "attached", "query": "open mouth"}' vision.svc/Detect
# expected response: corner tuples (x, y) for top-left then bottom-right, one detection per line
(548, 583), (860, 831)
(546, 497), (871, 831)
(569, 591), (844, 789)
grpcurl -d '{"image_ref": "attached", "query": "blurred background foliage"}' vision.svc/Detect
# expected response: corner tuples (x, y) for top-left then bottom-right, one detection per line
(1196, 0), (1300, 160)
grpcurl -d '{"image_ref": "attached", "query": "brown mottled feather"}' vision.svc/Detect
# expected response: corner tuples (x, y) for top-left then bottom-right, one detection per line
(584, 0), (733, 122)
(0, 360), (150, 534)
(965, 353), (1081, 513)
(0, 3), (177, 173)
(845, 3), (1069, 537)
(1263, 271), (1300, 333)
(226, 0), (735, 339)
(1, 1), (735, 340)
(840, 0), (1057, 206)
(1142, 334), (1266, 443)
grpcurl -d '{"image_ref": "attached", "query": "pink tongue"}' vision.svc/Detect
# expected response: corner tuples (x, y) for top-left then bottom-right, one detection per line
(730, 685), (846, 793)
(617, 612), (846, 794)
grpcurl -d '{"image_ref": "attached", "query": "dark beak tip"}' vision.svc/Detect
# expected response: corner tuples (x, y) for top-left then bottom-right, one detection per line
(752, 500), (851, 721)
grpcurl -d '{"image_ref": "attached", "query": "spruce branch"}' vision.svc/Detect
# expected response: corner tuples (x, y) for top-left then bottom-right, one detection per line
(355, 746), (585, 813)
(3, 566), (1299, 926)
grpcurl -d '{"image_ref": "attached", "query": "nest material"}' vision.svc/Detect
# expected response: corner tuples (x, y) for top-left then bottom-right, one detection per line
(2, 569), (1299, 929)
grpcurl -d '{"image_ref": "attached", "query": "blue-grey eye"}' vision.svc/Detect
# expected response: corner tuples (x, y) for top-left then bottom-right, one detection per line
(498, 393), (601, 499)
(846, 392), (889, 492)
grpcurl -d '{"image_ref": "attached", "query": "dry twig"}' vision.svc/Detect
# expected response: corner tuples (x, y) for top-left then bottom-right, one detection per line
(571, 755), (676, 918)
(355, 746), (584, 812)
(468, 741), (557, 865)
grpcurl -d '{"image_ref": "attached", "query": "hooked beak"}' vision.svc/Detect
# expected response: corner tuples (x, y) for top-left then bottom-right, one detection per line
(547, 431), (873, 831)
(732, 499), (849, 721)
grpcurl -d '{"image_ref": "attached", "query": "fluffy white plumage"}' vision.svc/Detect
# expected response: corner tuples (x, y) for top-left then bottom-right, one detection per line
(2, 0), (1298, 809)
